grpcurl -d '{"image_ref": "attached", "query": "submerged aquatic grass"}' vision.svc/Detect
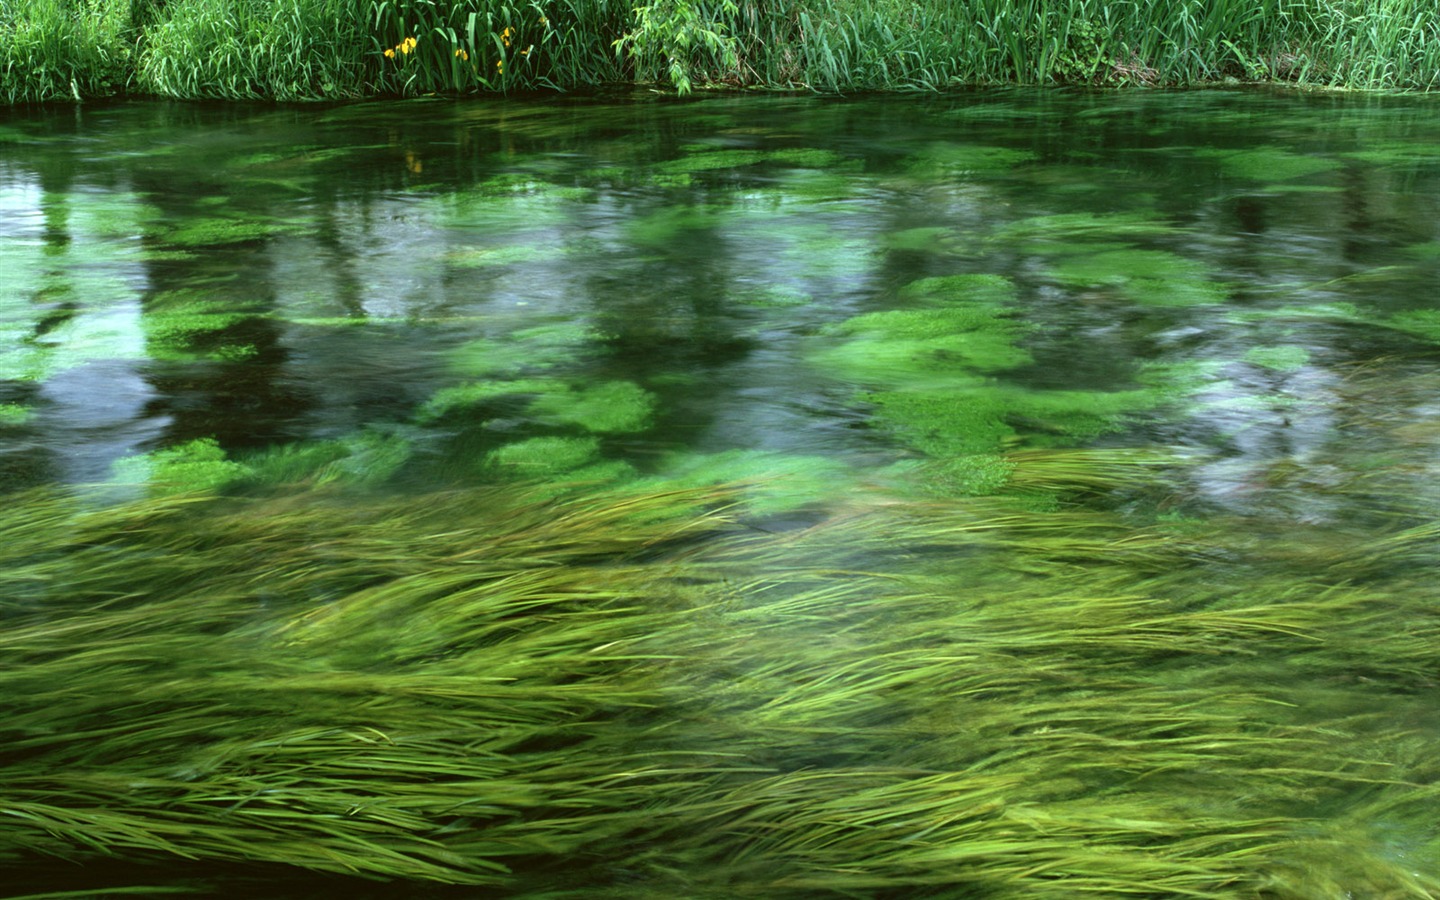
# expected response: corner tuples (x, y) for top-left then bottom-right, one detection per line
(1, 461), (1437, 896)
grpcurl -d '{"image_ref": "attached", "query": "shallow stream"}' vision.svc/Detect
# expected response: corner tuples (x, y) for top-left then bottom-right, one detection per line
(2, 89), (1439, 897)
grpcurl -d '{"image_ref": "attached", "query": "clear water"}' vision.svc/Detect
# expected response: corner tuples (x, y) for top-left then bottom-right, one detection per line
(4, 89), (1440, 896)
(5, 90), (1440, 526)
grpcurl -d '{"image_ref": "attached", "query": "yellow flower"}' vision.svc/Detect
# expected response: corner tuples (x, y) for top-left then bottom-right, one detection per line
(501, 27), (514, 48)
(538, 16), (547, 26)
(384, 48), (395, 59)
(454, 48), (468, 60)
(520, 47), (530, 57)
(398, 36), (416, 54)
(496, 59), (504, 73)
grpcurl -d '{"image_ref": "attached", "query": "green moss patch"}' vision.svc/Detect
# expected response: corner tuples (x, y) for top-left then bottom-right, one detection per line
(418, 378), (561, 423)
(0, 403), (34, 425)
(644, 450), (851, 515)
(1050, 249), (1227, 306)
(903, 144), (1036, 179)
(896, 274), (1017, 306)
(529, 381), (656, 434)
(1245, 345), (1311, 372)
(1198, 147), (1341, 182)
(865, 385), (1159, 459)
(485, 435), (601, 478)
(143, 291), (255, 359)
(991, 212), (1179, 250)
(111, 437), (249, 494)
(813, 292), (1030, 386)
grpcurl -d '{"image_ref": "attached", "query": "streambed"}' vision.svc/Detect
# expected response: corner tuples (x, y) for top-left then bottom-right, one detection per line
(2, 89), (1439, 897)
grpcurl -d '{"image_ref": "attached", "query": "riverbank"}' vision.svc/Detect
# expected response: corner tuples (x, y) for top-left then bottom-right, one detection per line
(5, 0), (1440, 104)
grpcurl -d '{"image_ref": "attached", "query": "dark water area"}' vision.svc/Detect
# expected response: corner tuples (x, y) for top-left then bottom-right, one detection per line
(3, 89), (1440, 897)
(3, 89), (1440, 518)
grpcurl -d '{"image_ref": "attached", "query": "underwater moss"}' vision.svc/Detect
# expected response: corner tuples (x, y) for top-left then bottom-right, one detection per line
(445, 243), (555, 269)
(883, 226), (956, 253)
(814, 305), (1031, 385)
(903, 143), (1036, 179)
(865, 385), (1158, 458)
(447, 324), (602, 378)
(529, 381), (656, 434)
(896, 273), (1017, 306)
(110, 437), (250, 493)
(1384, 310), (1440, 344)
(484, 435), (601, 477)
(642, 449), (852, 516)
(142, 291), (255, 359)
(654, 147), (843, 176)
(884, 454), (1017, 497)
(0, 402), (33, 425)
(1197, 147), (1341, 182)
(988, 212), (1182, 257)
(1051, 249), (1227, 306)
(417, 378), (562, 423)
(157, 214), (308, 247)
(1245, 345), (1311, 372)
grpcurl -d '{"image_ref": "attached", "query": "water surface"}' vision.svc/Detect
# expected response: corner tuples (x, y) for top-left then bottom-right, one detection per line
(3, 89), (1440, 896)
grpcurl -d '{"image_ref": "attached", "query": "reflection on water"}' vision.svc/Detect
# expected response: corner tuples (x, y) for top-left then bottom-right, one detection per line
(4, 92), (1440, 522)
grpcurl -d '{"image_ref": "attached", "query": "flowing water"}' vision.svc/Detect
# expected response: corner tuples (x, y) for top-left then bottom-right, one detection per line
(2, 89), (1440, 897)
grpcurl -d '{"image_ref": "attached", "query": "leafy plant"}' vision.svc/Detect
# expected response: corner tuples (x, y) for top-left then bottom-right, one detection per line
(614, 0), (740, 94)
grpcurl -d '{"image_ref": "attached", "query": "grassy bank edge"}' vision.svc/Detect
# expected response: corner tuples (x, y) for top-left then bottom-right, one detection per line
(6, 0), (1440, 105)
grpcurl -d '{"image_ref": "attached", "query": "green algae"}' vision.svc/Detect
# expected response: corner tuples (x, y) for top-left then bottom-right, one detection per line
(654, 147), (844, 175)
(1050, 249), (1228, 306)
(1197, 146), (1341, 182)
(884, 453), (1016, 498)
(897, 273), (1017, 306)
(110, 437), (249, 493)
(156, 214), (309, 247)
(990, 212), (1180, 250)
(142, 291), (255, 360)
(864, 385), (1156, 458)
(1245, 345), (1311, 372)
(882, 226), (956, 253)
(0, 402), (33, 425)
(417, 378), (562, 423)
(529, 381), (656, 434)
(902, 143), (1036, 179)
(1384, 310), (1440, 343)
(643, 449), (851, 515)
(448, 324), (602, 379)
(445, 243), (555, 269)
(243, 428), (415, 488)
(484, 435), (601, 477)
(812, 299), (1031, 386)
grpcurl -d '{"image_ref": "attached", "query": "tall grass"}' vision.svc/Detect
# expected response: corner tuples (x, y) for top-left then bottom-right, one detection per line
(2, 465), (1438, 895)
(136, 0), (370, 100)
(10, 0), (1440, 99)
(366, 0), (629, 95)
(0, 0), (134, 103)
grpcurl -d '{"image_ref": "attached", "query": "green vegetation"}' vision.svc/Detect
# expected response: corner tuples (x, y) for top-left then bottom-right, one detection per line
(13, 0), (1440, 102)
(2, 455), (1439, 895)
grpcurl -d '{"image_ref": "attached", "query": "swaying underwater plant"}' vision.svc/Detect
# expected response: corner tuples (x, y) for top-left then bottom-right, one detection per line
(2, 455), (1438, 897)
